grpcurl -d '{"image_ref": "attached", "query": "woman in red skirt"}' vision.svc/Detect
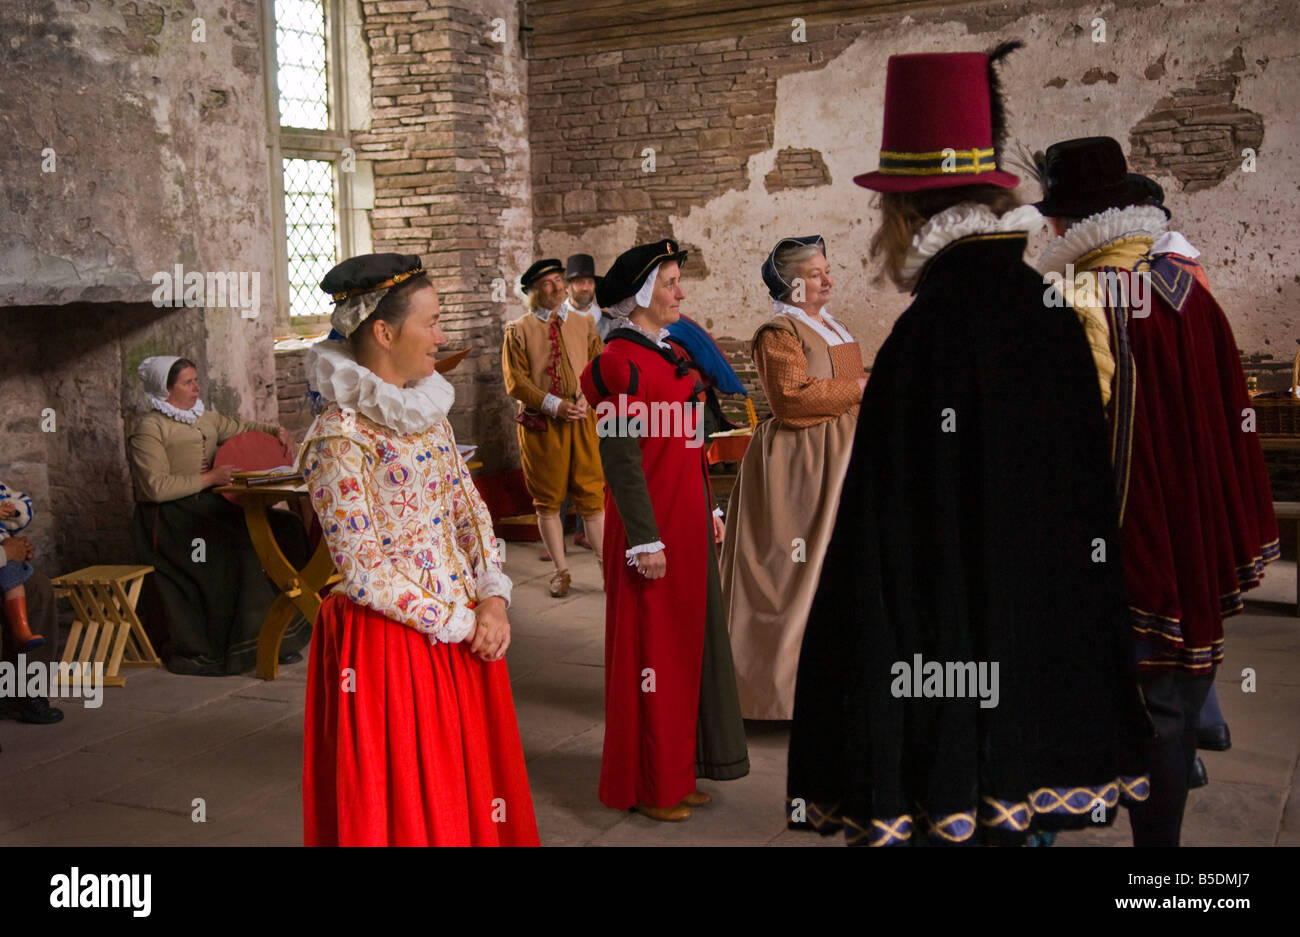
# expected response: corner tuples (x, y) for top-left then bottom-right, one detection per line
(298, 253), (538, 846)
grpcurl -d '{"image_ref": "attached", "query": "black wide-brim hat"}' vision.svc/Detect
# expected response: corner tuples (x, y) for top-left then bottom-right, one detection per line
(1033, 136), (1171, 220)
(596, 239), (688, 308)
(762, 235), (826, 300)
(520, 258), (564, 293)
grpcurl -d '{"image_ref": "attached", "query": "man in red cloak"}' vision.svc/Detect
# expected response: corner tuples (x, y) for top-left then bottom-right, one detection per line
(580, 240), (749, 822)
(1033, 136), (1279, 846)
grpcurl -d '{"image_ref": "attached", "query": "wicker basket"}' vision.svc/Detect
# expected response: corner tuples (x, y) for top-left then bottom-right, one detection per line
(1254, 350), (1300, 436)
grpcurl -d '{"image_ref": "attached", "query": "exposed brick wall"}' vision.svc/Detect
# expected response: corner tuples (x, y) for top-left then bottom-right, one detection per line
(764, 147), (833, 193)
(274, 347), (314, 445)
(354, 1), (526, 470)
(1129, 46), (1265, 194)
(715, 336), (767, 423)
(529, 27), (862, 258)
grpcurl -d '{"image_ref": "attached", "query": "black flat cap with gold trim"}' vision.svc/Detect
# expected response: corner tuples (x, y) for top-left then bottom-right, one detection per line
(320, 253), (424, 302)
(596, 239), (688, 308)
(520, 258), (564, 293)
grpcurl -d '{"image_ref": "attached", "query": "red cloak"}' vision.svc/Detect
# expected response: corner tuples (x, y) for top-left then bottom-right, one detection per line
(1109, 259), (1279, 672)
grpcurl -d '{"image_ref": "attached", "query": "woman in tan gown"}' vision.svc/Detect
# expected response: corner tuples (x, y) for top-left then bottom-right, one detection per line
(720, 236), (866, 720)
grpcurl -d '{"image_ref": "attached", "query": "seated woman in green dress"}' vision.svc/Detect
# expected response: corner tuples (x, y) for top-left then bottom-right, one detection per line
(127, 355), (311, 676)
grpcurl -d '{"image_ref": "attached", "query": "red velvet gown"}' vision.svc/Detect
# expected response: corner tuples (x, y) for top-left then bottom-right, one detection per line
(581, 330), (748, 809)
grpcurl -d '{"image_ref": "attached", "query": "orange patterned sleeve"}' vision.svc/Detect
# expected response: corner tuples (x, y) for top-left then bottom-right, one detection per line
(754, 327), (861, 427)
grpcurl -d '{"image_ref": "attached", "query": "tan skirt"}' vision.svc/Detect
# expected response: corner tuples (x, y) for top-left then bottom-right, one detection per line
(720, 409), (858, 719)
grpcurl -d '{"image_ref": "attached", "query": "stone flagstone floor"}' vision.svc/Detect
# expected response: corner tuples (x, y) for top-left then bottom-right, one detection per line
(1, 540), (1297, 847)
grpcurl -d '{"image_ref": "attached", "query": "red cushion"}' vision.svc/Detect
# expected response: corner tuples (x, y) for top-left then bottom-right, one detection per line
(214, 431), (295, 505)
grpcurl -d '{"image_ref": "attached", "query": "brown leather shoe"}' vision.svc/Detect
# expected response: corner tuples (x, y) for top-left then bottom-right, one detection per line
(633, 803), (692, 822)
(549, 569), (571, 597)
(680, 790), (712, 807)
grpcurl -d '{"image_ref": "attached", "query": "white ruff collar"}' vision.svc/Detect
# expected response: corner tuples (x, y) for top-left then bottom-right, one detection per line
(1036, 204), (1169, 275)
(770, 301), (854, 346)
(149, 396), (206, 425)
(902, 203), (1044, 283)
(306, 340), (455, 434)
(531, 304), (567, 323)
(562, 298), (599, 317)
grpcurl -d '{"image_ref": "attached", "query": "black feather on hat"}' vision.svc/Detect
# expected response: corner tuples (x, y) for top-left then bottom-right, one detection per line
(986, 40), (1023, 159)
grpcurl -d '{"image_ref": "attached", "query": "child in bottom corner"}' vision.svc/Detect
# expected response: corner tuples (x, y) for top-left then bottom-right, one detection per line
(0, 482), (43, 650)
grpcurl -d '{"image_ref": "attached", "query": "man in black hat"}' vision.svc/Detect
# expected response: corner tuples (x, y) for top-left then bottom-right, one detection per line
(557, 253), (607, 552)
(501, 259), (605, 597)
(1033, 135), (1278, 847)
(560, 253), (613, 341)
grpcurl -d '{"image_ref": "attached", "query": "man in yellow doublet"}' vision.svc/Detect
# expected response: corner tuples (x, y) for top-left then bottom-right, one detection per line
(501, 258), (605, 596)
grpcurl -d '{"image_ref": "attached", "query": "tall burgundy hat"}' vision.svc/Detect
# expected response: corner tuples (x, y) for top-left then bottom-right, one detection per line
(854, 41), (1022, 193)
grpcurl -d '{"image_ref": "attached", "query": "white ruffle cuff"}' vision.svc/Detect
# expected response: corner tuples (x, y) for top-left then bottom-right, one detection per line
(428, 603), (477, 645)
(476, 563), (514, 607)
(625, 541), (666, 564)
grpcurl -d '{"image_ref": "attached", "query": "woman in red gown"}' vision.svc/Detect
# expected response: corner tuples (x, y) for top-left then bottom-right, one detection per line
(581, 240), (749, 822)
(299, 253), (538, 846)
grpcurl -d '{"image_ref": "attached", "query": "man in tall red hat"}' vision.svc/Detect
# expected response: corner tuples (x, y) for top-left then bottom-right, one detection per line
(787, 44), (1153, 846)
(1031, 136), (1278, 846)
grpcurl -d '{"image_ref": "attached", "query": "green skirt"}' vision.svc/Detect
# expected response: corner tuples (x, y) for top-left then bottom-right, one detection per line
(131, 492), (312, 676)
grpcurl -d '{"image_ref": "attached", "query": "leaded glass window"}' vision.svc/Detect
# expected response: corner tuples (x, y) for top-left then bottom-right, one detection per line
(276, 0), (329, 130)
(283, 158), (339, 319)
(265, 0), (365, 327)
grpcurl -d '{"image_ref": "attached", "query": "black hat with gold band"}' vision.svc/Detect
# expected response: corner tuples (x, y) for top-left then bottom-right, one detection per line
(519, 258), (564, 293)
(596, 239), (688, 309)
(319, 253), (425, 338)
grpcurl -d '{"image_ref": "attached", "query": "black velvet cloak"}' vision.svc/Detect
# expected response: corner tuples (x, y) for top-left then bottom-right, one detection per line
(787, 232), (1153, 846)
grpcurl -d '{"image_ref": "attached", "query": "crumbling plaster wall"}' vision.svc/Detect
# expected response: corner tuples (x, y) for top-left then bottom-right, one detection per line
(534, 0), (1299, 366)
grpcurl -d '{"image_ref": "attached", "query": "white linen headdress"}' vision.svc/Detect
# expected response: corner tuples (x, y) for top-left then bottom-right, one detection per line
(138, 355), (206, 425)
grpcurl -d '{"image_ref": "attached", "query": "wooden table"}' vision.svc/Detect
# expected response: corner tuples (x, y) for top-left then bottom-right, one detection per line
(215, 478), (338, 680)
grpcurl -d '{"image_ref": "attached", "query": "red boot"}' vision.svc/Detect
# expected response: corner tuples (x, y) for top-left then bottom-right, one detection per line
(3, 594), (44, 650)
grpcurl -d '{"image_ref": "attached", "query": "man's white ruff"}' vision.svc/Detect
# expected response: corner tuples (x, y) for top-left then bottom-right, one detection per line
(148, 396), (206, 425)
(901, 203), (1044, 284)
(306, 340), (455, 434)
(1036, 204), (1170, 275)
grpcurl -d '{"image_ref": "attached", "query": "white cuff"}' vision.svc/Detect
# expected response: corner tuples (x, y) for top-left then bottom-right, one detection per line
(541, 394), (562, 418)
(476, 563), (514, 608)
(712, 508), (724, 519)
(427, 602), (477, 645)
(625, 541), (665, 565)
